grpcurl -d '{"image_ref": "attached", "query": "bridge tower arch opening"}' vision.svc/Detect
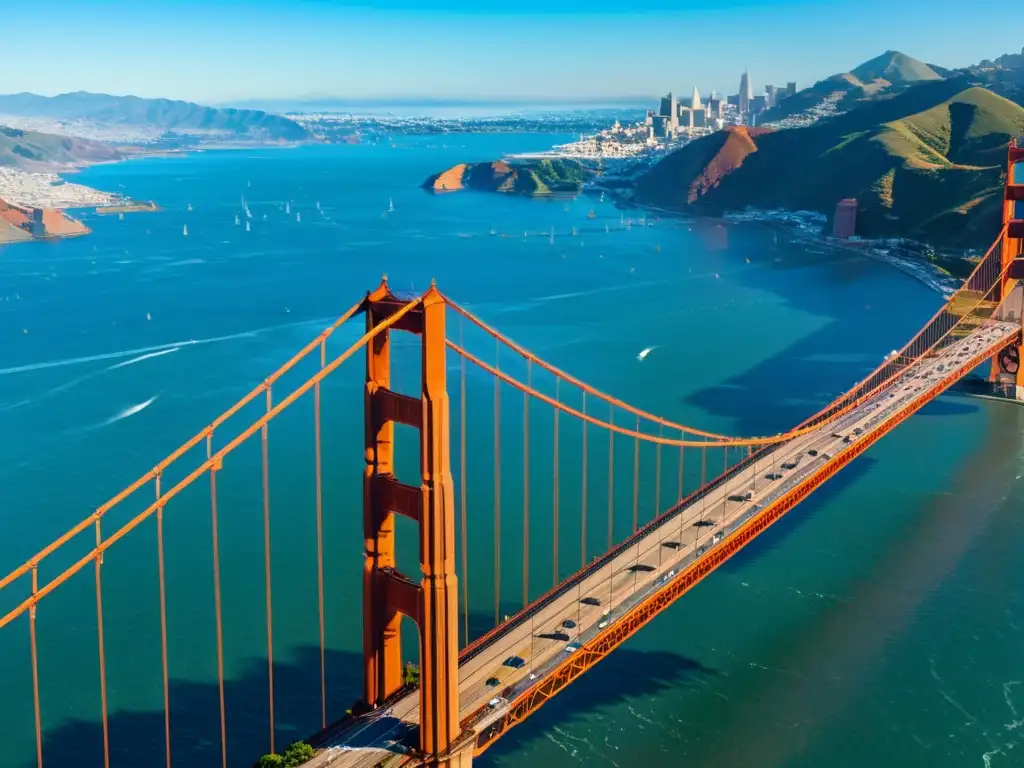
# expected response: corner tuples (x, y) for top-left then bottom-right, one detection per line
(361, 278), (470, 765)
(990, 139), (1024, 399)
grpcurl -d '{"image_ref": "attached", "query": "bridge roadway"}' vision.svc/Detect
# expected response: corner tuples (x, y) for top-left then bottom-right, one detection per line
(314, 319), (1019, 768)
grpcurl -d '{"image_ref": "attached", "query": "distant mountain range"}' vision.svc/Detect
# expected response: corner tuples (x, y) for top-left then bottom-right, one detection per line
(761, 50), (947, 123)
(0, 91), (310, 142)
(0, 124), (122, 170)
(635, 70), (1024, 249)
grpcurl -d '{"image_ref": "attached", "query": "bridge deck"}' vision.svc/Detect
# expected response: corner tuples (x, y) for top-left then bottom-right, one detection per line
(317, 320), (1020, 767)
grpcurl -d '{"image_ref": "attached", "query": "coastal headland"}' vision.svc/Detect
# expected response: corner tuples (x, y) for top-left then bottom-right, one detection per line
(422, 158), (589, 196)
(0, 195), (89, 244)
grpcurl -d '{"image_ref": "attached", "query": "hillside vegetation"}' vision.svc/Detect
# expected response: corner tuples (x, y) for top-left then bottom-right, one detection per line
(762, 50), (945, 123)
(423, 158), (588, 196)
(0, 125), (122, 169)
(635, 83), (1024, 249)
(0, 91), (310, 142)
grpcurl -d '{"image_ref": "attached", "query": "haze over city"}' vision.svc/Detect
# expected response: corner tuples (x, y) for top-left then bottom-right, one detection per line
(2, 0), (1019, 104)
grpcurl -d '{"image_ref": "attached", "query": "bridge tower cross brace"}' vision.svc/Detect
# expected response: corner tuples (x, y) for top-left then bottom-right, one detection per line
(361, 278), (467, 764)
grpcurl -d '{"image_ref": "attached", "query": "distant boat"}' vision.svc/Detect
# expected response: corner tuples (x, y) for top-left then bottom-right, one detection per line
(571, 226), (577, 236)
(549, 226), (554, 245)
(296, 212), (301, 223)
(285, 202), (291, 214)
(146, 312), (152, 321)
(246, 220), (251, 232)
(605, 223), (609, 233)
(247, 179), (251, 188)
(119, 213), (124, 221)
(316, 201), (322, 211)
(234, 214), (240, 226)
(183, 225), (188, 237)
(388, 196), (394, 213)
(599, 191), (605, 203)
(187, 203), (193, 212)
(587, 210), (596, 219)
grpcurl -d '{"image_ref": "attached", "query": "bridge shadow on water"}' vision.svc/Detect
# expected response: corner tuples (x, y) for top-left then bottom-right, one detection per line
(478, 648), (718, 766)
(27, 646), (364, 768)
(719, 457), (876, 573)
(681, 240), (969, 438)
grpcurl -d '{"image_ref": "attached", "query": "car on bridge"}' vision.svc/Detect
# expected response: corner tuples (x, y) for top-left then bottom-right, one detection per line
(504, 656), (526, 669)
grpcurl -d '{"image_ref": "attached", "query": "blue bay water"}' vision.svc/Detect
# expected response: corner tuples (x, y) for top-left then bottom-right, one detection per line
(0, 133), (1021, 768)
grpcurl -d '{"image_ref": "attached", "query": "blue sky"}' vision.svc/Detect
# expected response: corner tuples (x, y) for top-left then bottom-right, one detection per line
(1, 0), (1019, 106)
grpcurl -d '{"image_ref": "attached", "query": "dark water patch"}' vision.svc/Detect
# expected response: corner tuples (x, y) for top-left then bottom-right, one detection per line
(27, 646), (362, 768)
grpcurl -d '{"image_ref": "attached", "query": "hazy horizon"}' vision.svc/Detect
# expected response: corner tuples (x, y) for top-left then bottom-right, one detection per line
(0, 0), (1019, 105)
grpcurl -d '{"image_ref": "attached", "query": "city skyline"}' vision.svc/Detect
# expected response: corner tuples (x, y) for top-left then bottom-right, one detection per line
(0, 0), (1019, 105)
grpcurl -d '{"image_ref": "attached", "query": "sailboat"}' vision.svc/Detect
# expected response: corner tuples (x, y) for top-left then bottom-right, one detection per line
(599, 191), (605, 203)
(187, 203), (193, 212)
(247, 179), (251, 188)
(388, 196), (394, 213)
(296, 212), (301, 223)
(119, 213), (124, 221)
(605, 223), (609, 234)
(549, 226), (554, 245)
(316, 201), (322, 212)
(285, 202), (291, 215)
(571, 226), (577, 237)
(183, 225), (188, 237)
(245, 220), (251, 232)
(234, 214), (240, 226)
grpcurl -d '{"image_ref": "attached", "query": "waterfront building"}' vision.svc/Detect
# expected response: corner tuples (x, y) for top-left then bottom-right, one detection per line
(786, 81), (797, 98)
(833, 198), (858, 238)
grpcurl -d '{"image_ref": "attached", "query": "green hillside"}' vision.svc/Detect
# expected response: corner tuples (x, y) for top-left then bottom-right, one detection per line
(635, 84), (1024, 249)
(849, 50), (944, 86)
(762, 50), (945, 123)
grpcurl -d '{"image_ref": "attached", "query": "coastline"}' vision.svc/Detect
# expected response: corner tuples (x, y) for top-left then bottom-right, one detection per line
(620, 195), (963, 300)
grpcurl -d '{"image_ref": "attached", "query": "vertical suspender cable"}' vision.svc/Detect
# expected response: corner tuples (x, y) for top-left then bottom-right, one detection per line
(678, 430), (685, 503)
(155, 476), (171, 768)
(314, 339), (327, 728)
(523, 361), (531, 609)
(30, 566), (42, 768)
(262, 387), (276, 756)
(94, 518), (110, 768)
(459, 319), (469, 646)
(493, 340), (501, 627)
(553, 378), (560, 586)
(632, 416), (640, 532)
(607, 406), (615, 551)
(581, 392), (588, 569)
(208, 434), (228, 768)
(654, 424), (662, 522)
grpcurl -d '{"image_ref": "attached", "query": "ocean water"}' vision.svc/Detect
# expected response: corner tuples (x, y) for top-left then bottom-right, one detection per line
(0, 133), (1021, 768)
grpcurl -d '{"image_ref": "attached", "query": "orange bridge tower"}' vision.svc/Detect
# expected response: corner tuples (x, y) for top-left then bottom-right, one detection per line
(991, 139), (1024, 398)
(361, 278), (471, 766)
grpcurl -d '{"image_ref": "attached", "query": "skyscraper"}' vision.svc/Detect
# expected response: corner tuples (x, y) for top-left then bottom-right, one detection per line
(739, 70), (753, 115)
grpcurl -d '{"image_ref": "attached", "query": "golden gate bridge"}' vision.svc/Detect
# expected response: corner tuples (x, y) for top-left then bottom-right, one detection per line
(2, 142), (1023, 768)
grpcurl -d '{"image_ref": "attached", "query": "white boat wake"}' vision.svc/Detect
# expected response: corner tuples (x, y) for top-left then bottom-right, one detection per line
(637, 346), (658, 361)
(101, 396), (158, 427)
(107, 347), (180, 370)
